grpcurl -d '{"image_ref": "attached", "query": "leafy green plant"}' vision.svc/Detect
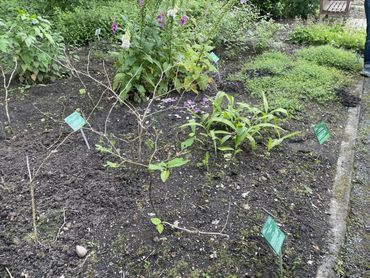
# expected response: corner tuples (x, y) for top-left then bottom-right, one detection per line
(296, 45), (362, 72)
(197, 151), (210, 171)
(111, 2), (216, 102)
(215, 4), (259, 52)
(148, 157), (189, 183)
(249, 19), (282, 53)
(150, 217), (164, 234)
(0, 10), (67, 83)
(290, 23), (366, 52)
(181, 91), (297, 156)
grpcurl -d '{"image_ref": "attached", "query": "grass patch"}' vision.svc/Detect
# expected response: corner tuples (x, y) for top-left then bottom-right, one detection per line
(232, 50), (349, 113)
(290, 23), (366, 52)
(296, 45), (362, 72)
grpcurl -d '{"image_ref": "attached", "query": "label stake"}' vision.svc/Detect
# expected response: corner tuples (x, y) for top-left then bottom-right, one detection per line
(80, 129), (91, 150)
(64, 111), (90, 150)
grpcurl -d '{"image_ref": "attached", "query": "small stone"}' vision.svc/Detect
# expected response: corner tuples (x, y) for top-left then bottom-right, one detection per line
(212, 219), (220, 225)
(242, 192), (250, 198)
(75, 245), (87, 258)
(307, 260), (313, 265)
(8, 212), (17, 221)
(242, 204), (250, 210)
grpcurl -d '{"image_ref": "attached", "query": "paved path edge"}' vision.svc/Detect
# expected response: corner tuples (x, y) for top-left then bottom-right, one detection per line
(315, 80), (364, 278)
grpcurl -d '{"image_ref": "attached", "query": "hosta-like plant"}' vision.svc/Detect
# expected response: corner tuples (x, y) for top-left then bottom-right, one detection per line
(0, 10), (67, 83)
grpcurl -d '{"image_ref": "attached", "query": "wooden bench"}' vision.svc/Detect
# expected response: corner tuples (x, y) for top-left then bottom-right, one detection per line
(320, 0), (352, 17)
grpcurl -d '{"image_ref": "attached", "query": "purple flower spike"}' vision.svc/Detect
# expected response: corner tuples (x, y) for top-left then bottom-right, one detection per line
(112, 16), (117, 35)
(139, 0), (144, 8)
(156, 12), (166, 29)
(179, 15), (188, 26)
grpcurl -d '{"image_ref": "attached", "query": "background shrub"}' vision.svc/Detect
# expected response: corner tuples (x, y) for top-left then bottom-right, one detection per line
(250, 0), (320, 19)
(0, 10), (67, 83)
(290, 23), (366, 52)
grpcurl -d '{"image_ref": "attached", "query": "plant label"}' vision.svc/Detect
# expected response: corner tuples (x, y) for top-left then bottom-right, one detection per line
(64, 111), (86, 132)
(261, 216), (285, 257)
(210, 52), (220, 63)
(314, 122), (330, 145)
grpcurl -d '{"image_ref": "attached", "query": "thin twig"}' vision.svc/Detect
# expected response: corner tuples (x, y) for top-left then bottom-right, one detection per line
(5, 267), (14, 278)
(221, 198), (231, 233)
(262, 207), (278, 219)
(163, 221), (229, 238)
(52, 208), (66, 243)
(0, 60), (18, 125)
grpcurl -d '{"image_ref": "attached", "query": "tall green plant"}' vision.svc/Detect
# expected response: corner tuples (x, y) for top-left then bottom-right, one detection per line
(111, 1), (216, 102)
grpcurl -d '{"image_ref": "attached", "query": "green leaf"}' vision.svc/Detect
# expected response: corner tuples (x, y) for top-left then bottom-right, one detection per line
(218, 146), (235, 152)
(160, 170), (170, 182)
(156, 223), (164, 234)
(167, 158), (189, 168)
(267, 131), (300, 151)
(151, 217), (161, 225)
(104, 161), (120, 169)
(174, 77), (183, 92)
(207, 116), (236, 130)
(262, 92), (269, 113)
(181, 137), (195, 150)
(44, 33), (54, 44)
(148, 164), (165, 171)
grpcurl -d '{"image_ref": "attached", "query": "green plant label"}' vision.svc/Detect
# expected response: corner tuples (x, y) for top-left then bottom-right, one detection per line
(261, 216), (285, 257)
(314, 122), (330, 145)
(210, 52), (220, 63)
(64, 111), (86, 131)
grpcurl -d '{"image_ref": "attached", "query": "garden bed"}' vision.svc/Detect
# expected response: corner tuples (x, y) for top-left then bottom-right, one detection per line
(0, 47), (358, 277)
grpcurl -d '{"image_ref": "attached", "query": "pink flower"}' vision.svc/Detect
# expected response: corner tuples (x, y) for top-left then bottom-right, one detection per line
(179, 15), (188, 26)
(112, 16), (117, 35)
(139, 0), (144, 8)
(156, 12), (166, 29)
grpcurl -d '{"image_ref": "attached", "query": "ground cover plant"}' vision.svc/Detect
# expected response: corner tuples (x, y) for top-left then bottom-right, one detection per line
(290, 22), (366, 51)
(296, 45), (362, 72)
(231, 47), (356, 112)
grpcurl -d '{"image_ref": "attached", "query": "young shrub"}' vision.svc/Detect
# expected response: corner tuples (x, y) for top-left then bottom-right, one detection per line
(215, 4), (259, 51)
(250, 19), (282, 53)
(0, 10), (67, 83)
(295, 45), (362, 72)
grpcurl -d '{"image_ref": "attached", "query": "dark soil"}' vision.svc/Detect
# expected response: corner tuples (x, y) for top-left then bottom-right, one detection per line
(0, 47), (352, 277)
(336, 89), (362, 108)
